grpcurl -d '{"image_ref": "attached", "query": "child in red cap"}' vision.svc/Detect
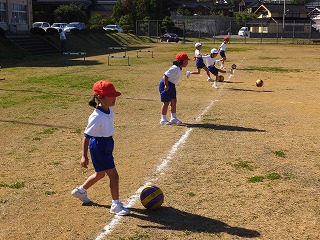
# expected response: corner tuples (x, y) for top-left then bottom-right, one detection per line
(159, 52), (189, 125)
(71, 80), (130, 216)
(218, 36), (230, 69)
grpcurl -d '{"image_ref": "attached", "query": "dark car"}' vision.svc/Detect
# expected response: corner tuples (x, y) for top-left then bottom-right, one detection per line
(159, 33), (179, 43)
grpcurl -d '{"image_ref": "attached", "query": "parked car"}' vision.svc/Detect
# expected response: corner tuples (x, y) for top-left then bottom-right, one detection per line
(238, 27), (250, 37)
(64, 22), (86, 33)
(50, 23), (68, 31)
(159, 33), (179, 43)
(103, 25), (123, 33)
(32, 22), (50, 31)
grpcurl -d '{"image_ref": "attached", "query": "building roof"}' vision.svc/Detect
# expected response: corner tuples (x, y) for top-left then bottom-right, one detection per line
(255, 3), (309, 14)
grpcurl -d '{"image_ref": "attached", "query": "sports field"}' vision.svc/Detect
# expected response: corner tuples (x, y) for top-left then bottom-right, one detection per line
(1, 41), (320, 240)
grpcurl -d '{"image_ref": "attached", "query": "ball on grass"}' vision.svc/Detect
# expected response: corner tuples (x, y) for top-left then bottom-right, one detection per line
(140, 185), (164, 210)
(256, 79), (264, 87)
(231, 64), (237, 69)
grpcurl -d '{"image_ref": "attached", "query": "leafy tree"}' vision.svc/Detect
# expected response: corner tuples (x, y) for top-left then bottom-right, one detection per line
(53, 3), (87, 23)
(161, 16), (175, 33)
(234, 11), (257, 26)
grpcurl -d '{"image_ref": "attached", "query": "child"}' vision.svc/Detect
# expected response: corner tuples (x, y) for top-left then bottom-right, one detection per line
(159, 52), (190, 125)
(202, 48), (233, 89)
(186, 42), (213, 82)
(59, 28), (67, 54)
(71, 80), (130, 216)
(218, 35), (230, 69)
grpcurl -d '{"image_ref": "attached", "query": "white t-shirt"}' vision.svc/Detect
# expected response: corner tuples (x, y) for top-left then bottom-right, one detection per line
(84, 107), (114, 137)
(164, 65), (182, 85)
(202, 55), (221, 67)
(195, 49), (202, 57)
(219, 42), (227, 51)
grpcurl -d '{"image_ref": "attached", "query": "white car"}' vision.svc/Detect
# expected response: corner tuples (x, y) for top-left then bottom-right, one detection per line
(50, 23), (68, 31)
(64, 22), (86, 33)
(32, 22), (50, 31)
(238, 27), (250, 37)
(103, 25), (123, 33)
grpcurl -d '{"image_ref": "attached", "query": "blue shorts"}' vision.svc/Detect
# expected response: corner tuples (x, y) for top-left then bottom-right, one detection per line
(89, 136), (115, 172)
(196, 58), (206, 68)
(159, 79), (176, 102)
(220, 50), (226, 58)
(208, 66), (219, 76)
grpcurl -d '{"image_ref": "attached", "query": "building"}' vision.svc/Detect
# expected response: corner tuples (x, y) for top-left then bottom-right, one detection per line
(0, 0), (33, 34)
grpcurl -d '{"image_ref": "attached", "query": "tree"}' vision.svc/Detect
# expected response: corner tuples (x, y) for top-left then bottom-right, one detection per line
(53, 3), (87, 23)
(234, 11), (257, 26)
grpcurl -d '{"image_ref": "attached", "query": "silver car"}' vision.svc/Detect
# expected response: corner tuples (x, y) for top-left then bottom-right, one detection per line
(64, 22), (86, 33)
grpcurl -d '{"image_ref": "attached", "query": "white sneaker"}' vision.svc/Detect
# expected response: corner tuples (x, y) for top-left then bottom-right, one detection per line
(220, 65), (225, 69)
(110, 202), (130, 216)
(207, 77), (214, 82)
(186, 71), (191, 78)
(71, 187), (91, 203)
(169, 118), (182, 124)
(212, 82), (218, 89)
(160, 119), (171, 125)
(226, 69), (233, 74)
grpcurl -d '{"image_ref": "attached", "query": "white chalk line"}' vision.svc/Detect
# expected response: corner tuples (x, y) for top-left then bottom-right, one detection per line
(95, 65), (237, 240)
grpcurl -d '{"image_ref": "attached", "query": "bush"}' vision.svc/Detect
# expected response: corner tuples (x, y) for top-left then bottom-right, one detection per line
(30, 27), (46, 35)
(90, 24), (104, 34)
(46, 27), (58, 35)
(122, 24), (134, 33)
(70, 28), (82, 34)
(0, 27), (5, 37)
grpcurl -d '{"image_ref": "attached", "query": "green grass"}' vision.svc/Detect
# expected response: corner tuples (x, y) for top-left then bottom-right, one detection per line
(266, 172), (282, 180)
(244, 66), (301, 73)
(274, 150), (286, 158)
(232, 161), (254, 171)
(0, 181), (25, 189)
(248, 176), (264, 183)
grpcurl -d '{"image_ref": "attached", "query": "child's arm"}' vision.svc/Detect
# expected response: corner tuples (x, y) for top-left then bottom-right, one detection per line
(164, 75), (169, 91)
(80, 137), (90, 168)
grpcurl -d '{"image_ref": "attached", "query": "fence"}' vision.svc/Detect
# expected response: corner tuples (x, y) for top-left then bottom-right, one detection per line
(136, 16), (320, 44)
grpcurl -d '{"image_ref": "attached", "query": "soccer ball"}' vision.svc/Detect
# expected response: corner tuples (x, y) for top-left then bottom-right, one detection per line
(217, 75), (224, 82)
(231, 64), (237, 69)
(140, 185), (164, 210)
(256, 79), (264, 87)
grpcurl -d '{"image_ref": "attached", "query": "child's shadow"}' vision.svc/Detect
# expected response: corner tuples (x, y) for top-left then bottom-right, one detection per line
(130, 206), (260, 238)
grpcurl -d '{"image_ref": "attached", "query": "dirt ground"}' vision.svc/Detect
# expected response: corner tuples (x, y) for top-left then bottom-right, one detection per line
(0, 42), (320, 240)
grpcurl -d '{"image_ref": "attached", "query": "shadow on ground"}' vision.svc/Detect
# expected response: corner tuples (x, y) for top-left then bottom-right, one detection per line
(130, 206), (260, 238)
(182, 123), (266, 132)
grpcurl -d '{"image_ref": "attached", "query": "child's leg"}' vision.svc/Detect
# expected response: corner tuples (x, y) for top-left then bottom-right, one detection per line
(203, 66), (211, 78)
(105, 168), (119, 200)
(161, 102), (170, 116)
(170, 99), (177, 115)
(190, 68), (201, 74)
(82, 171), (106, 190)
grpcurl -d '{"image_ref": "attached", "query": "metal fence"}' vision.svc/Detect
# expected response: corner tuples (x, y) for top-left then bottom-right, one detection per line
(136, 16), (320, 43)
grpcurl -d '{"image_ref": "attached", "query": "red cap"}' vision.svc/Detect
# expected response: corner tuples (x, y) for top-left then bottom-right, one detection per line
(224, 35), (230, 40)
(176, 52), (190, 61)
(93, 80), (121, 97)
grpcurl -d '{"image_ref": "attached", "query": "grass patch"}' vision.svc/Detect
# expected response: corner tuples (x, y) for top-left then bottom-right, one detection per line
(45, 191), (56, 195)
(274, 150), (286, 158)
(266, 172), (282, 180)
(232, 161), (254, 171)
(244, 66), (301, 73)
(39, 128), (58, 135)
(0, 181), (25, 189)
(248, 176), (264, 183)
(187, 192), (196, 197)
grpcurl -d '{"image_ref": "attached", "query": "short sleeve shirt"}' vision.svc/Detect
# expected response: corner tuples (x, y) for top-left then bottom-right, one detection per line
(219, 42), (227, 51)
(202, 55), (220, 67)
(164, 65), (182, 85)
(84, 107), (114, 137)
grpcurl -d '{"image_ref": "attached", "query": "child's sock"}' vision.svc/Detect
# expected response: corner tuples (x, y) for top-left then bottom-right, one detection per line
(171, 113), (177, 119)
(161, 115), (167, 120)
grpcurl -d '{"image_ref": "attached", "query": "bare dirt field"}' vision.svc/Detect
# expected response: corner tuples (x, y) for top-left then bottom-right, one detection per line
(1, 42), (320, 240)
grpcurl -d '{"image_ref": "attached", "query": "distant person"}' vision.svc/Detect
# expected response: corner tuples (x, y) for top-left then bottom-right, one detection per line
(59, 28), (67, 54)
(159, 52), (190, 125)
(186, 42), (213, 82)
(202, 48), (233, 89)
(218, 35), (230, 69)
(71, 80), (130, 216)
